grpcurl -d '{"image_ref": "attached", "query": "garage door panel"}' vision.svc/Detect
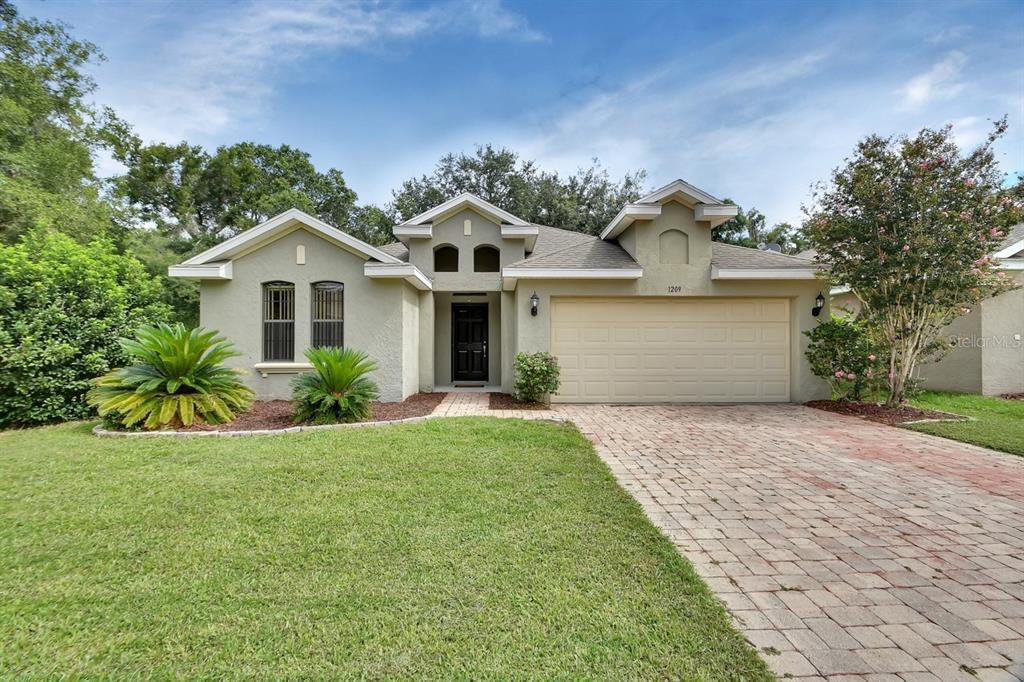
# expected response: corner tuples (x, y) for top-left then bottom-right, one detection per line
(551, 297), (790, 403)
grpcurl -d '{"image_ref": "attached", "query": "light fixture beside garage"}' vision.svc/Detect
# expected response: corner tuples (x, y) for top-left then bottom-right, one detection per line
(530, 291), (540, 316)
(812, 292), (825, 317)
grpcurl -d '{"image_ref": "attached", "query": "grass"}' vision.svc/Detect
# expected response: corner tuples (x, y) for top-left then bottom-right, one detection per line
(909, 391), (1024, 456)
(0, 418), (769, 680)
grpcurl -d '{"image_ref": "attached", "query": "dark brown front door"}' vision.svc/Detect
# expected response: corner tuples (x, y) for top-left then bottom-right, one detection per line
(452, 303), (488, 382)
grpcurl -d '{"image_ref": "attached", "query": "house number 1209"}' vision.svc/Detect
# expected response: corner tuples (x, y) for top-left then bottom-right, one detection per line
(667, 286), (682, 293)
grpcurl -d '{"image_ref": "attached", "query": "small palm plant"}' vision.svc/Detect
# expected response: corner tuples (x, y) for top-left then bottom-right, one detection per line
(88, 323), (254, 430)
(292, 347), (379, 424)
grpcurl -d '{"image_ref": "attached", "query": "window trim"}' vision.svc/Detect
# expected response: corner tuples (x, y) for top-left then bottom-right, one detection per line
(473, 244), (501, 273)
(262, 281), (295, 362)
(433, 244), (459, 273)
(311, 281), (344, 348)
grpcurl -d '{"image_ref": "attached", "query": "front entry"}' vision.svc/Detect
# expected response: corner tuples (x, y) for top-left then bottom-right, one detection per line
(452, 303), (488, 382)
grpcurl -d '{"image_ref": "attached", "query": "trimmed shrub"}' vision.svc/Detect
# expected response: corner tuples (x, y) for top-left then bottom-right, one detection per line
(804, 316), (884, 401)
(88, 323), (254, 429)
(513, 351), (560, 403)
(0, 231), (171, 427)
(292, 347), (379, 424)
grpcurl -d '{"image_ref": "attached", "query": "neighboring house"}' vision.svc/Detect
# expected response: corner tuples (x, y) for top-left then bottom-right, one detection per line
(170, 179), (829, 404)
(830, 223), (1024, 396)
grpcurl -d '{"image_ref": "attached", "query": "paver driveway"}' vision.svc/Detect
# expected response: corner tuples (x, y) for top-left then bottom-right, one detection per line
(563, 403), (1024, 682)
(435, 395), (1024, 679)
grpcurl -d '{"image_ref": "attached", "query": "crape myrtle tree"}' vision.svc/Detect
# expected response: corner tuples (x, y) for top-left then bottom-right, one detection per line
(805, 119), (1022, 406)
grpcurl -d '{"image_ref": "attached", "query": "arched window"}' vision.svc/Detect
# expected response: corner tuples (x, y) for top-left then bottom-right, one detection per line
(474, 245), (500, 272)
(311, 281), (344, 348)
(262, 281), (294, 361)
(659, 229), (689, 264)
(434, 245), (459, 272)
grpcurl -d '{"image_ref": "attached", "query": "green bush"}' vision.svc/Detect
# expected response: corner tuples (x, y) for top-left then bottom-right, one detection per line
(804, 316), (884, 401)
(513, 351), (561, 403)
(88, 323), (254, 430)
(292, 347), (379, 424)
(0, 231), (171, 427)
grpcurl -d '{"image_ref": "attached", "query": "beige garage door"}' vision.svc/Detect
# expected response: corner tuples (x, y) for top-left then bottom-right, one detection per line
(551, 297), (790, 403)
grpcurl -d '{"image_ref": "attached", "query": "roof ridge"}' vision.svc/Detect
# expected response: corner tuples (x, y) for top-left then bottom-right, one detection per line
(712, 241), (813, 262)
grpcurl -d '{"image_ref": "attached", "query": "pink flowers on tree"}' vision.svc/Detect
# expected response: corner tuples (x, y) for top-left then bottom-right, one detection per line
(804, 119), (1022, 406)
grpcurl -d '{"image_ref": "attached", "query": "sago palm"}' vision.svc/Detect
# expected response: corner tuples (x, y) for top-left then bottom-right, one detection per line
(292, 347), (379, 424)
(88, 323), (254, 429)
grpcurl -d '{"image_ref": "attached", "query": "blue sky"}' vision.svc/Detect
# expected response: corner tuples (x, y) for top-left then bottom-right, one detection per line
(24, 0), (1024, 226)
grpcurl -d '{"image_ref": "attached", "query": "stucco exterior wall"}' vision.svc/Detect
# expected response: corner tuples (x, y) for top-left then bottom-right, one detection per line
(418, 291), (435, 392)
(833, 279), (1024, 396)
(981, 271), (1024, 395)
(199, 227), (415, 401)
(513, 280), (826, 403)
(407, 208), (525, 292)
(500, 290), (517, 393)
(401, 286), (420, 398)
(917, 310), (984, 394)
(630, 201), (714, 295)
(512, 207), (829, 407)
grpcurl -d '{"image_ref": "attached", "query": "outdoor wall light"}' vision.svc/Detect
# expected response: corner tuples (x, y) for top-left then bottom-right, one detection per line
(812, 292), (826, 317)
(530, 291), (540, 317)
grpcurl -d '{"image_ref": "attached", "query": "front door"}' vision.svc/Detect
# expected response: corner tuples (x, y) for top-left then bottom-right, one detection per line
(452, 303), (488, 382)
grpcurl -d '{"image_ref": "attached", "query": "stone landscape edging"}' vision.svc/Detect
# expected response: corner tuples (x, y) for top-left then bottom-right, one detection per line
(91, 410), (569, 438)
(91, 413), (437, 438)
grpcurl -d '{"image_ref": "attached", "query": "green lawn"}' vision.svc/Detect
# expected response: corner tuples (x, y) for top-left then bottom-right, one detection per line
(909, 391), (1024, 456)
(0, 418), (768, 680)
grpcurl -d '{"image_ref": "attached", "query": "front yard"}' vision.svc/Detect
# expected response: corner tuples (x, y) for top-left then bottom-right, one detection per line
(909, 391), (1024, 457)
(0, 418), (768, 680)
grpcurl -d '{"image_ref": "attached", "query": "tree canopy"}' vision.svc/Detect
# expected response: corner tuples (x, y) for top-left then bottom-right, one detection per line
(390, 145), (648, 235)
(805, 119), (1022, 405)
(114, 141), (359, 250)
(713, 203), (808, 254)
(0, 2), (128, 243)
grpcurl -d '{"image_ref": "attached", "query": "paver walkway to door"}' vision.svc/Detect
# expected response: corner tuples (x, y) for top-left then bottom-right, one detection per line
(437, 395), (1024, 681)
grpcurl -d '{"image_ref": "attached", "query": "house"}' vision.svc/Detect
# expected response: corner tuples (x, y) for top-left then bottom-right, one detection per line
(169, 179), (829, 404)
(829, 223), (1024, 396)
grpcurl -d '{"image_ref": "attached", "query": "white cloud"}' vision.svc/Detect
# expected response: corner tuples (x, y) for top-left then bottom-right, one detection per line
(722, 51), (831, 93)
(96, 0), (543, 144)
(897, 51), (967, 110)
(927, 25), (970, 44)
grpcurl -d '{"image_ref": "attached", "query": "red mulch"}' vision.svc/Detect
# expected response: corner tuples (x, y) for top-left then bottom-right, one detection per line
(488, 392), (549, 410)
(178, 392), (447, 432)
(805, 400), (966, 426)
(369, 392), (447, 421)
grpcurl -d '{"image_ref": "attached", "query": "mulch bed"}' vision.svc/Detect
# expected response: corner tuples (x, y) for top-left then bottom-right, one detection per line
(1001, 393), (1024, 401)
(488, 393), (549, 410)
(178, 392), (448, 432)
(806, 400), (966, 426)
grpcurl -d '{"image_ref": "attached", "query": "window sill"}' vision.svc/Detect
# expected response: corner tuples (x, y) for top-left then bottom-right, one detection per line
(254, 362), (314, 378)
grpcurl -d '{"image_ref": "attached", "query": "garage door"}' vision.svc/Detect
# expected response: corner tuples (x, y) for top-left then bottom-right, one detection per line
(550, 297), (790, 403)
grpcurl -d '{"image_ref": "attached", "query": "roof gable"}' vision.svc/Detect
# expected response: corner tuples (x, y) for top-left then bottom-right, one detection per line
(397, 193), (531, 227)
(638, 179), (725, 206)
(180, 208), (401, 266)
(600, 178), (738, 240)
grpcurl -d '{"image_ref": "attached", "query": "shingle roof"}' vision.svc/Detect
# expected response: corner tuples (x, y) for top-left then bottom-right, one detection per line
(711, 242), (817, 269)
(1000, 223), (1024, 255)
(376, 241), (410, 262)
(502, 225), (638, 269)
(378, 228), (820, 271)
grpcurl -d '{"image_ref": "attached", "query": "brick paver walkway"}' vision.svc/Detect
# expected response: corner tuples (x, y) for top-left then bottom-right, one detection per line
(437, 395), (1024, 681)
